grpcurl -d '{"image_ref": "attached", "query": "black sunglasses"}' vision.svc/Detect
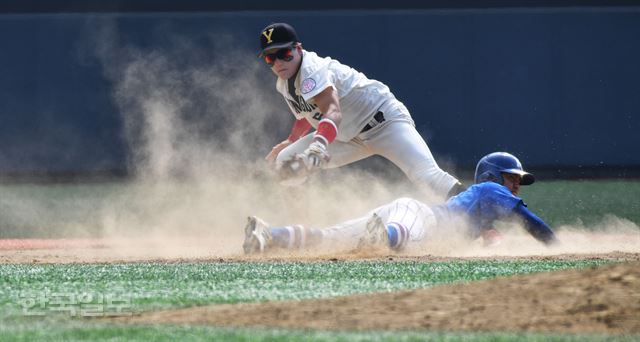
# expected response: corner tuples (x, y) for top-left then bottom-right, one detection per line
(263, 46), (294, 66)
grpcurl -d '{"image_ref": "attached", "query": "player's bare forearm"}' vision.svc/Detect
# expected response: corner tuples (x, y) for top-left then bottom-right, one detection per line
(312, 87), (342, 135)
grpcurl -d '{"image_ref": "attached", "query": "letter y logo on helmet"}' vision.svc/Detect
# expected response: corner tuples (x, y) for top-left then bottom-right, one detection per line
(262, 28), (274, 44)
(258, 23), (299, 57)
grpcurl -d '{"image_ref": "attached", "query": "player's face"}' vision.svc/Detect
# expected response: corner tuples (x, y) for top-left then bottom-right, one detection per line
(265, 45), (302, 80)
(502, 173), (522, 195)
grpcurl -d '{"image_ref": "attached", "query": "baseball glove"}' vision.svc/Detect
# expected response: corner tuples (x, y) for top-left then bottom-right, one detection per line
(277, 153), (312, 187)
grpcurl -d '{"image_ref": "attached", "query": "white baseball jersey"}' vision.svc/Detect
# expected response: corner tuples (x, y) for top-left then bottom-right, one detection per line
(275, 50), (409, 142)
(274, 50), (460, 197)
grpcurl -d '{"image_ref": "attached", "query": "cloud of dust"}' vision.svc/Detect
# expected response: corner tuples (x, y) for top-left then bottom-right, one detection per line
(415, 214), (640, 258)
(86, 21), (424, 259)
(84, 21), (639, 261)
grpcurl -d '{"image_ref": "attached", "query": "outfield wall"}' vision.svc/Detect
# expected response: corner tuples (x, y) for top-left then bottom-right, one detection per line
(1, 4), (639, 177)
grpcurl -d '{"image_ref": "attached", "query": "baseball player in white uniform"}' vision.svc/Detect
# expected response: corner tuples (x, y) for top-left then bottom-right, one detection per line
(259, 23), (464, 198)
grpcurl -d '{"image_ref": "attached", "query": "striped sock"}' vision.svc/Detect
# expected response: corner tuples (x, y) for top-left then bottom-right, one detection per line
(270, 225), (307, 249)
(386, 222), (409, 250)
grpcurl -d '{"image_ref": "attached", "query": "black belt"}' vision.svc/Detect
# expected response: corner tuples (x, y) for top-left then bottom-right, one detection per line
(360, 111), (385, 133)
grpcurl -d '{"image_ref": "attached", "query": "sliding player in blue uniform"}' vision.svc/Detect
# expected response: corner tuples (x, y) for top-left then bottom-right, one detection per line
(243, 152), (558, 254)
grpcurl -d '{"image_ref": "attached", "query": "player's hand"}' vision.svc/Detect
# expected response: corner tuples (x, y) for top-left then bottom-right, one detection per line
(544, 235), (561, 247)
(481, 228), (503, 247)
(265, 139), (293, 166)
(302, 140), (330, 169)
(277, 154), (310, 186)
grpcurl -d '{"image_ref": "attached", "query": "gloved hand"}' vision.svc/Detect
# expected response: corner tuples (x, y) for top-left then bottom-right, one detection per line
(277, 153), (310, 187)
(302, 140), (330, 169)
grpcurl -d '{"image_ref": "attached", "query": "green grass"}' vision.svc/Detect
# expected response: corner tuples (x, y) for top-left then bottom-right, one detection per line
(1, 260), (609, 314)
(0, 259), (623, 341)
(521, 180), (640, 227)
(4, 324), (638, 342)
(0, 182), (120, 238)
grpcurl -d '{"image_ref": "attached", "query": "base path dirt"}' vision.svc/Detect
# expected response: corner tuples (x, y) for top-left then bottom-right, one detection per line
(126, 261), (640, 334)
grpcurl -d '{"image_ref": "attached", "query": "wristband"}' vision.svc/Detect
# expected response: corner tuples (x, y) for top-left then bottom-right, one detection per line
(314, 118), (338, 145)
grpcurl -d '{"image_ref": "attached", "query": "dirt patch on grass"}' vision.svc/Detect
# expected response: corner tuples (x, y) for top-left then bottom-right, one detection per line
(125, 260), (640, 334)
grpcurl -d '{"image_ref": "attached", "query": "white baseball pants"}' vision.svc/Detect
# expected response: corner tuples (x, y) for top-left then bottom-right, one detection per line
(318, 197), (437, 248)
(276, 119), (459, 197)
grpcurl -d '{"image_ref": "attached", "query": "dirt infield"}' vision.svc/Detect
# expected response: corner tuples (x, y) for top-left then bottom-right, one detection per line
(1, 228), (639, 264)
(125, 258), (640, 334)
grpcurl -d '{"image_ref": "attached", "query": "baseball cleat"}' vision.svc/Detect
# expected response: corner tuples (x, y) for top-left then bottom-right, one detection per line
(243, 216), (273, 254)
(357, 213), (390, 250)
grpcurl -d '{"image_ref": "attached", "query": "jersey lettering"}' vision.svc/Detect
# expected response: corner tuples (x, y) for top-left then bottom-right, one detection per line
(287, 95), (318, 114)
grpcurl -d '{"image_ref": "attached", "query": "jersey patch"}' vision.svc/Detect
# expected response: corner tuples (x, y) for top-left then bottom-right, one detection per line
(301, 78), (316, 94)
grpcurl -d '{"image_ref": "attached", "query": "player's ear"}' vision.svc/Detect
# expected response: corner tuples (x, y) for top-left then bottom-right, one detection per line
(478, 171), (501, 184)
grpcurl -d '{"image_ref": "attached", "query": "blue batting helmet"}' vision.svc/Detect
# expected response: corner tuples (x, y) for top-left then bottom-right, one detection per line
(474, 152), (535, 185)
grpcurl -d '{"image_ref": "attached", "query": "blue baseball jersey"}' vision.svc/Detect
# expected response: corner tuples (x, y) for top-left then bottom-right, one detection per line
(433, 182), (525, 238)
